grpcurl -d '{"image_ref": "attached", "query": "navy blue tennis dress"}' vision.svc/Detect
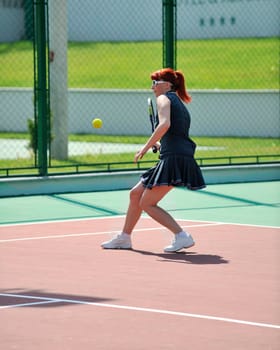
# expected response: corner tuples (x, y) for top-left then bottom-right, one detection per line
(141, 91), (206, 190)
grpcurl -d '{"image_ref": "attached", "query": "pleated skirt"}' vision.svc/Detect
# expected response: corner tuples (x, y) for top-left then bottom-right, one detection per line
(141, 154), (206, 190)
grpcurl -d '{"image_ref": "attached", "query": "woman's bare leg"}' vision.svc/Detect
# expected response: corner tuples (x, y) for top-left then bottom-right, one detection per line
(139, 185), (182, 234)
(122, 181), (146, 234)
(101, 183), (192, 251)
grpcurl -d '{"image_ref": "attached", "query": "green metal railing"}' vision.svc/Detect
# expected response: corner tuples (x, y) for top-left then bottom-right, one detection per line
(1, 155), (279, 178)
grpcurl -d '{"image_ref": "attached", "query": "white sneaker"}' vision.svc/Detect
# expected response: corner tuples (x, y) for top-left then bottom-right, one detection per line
(101, 233), (132, 249)
(164, 232), (195, 252)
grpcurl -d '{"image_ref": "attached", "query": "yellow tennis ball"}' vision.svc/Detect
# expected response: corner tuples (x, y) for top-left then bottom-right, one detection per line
(92, 118), (103, 128)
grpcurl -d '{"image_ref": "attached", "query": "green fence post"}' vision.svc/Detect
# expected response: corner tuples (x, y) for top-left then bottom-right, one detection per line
(162, 0), (177, 69)
(34, 0), (48, 176)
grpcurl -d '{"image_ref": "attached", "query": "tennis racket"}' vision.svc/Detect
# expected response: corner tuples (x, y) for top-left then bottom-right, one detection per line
(147, 98), (158, 153)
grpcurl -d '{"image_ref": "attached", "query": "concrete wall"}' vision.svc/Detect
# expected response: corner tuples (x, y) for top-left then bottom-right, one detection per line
(1, 164), (279, 197)
(0, 89), (279, 137)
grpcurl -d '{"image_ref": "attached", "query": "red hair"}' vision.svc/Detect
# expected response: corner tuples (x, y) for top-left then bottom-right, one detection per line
(150, 68), (192, 103)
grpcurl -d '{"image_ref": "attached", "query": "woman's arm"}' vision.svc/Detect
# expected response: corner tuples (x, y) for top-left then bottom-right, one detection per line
(134, 95), (171, 162)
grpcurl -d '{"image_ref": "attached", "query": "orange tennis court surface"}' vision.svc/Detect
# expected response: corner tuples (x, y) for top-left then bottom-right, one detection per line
(0, 181), (279, 349)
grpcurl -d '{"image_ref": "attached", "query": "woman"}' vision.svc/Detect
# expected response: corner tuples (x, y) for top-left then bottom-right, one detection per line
(101, 68), (206, 252)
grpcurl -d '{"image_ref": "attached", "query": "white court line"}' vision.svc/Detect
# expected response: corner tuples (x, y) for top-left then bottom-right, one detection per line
(0, 215), (278, 229)
(0, 223), (221, 243)
(0, 231), (112, 243)
(0, 292), (279, 330)
(0, 300), (59, 309)
(0, 215), (125, 228)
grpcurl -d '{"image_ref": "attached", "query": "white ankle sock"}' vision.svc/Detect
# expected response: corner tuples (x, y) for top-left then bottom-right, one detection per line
(176, 231), (189, 238)
(121, 232), (131, 238)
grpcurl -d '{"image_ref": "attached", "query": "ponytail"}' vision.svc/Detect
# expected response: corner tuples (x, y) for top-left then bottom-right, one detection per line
(150, 68), (192, 103)
(174, 70), (192, 104)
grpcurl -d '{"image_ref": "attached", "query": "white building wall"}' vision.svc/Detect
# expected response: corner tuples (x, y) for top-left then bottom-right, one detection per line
(177, 0), (280, 39)
(0, 3), (24, 42)
(0, 0), (279, 42)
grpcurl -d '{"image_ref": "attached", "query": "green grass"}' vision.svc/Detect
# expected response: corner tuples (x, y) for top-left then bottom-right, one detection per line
(0, 133), (279, 176)
(177, 38), (279, 89)
(0, 38), (278, 89)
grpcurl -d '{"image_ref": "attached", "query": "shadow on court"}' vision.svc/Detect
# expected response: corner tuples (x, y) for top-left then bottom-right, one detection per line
(50, 194), (124, 216)
(0, 289), (116, 308)
(130, 250), (229, 265)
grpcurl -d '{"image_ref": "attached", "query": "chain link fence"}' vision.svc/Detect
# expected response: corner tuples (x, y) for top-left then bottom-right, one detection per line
(0, 0), (279, 177)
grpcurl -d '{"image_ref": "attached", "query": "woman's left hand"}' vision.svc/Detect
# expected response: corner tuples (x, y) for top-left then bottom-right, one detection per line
(134, 147), (146, 162)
